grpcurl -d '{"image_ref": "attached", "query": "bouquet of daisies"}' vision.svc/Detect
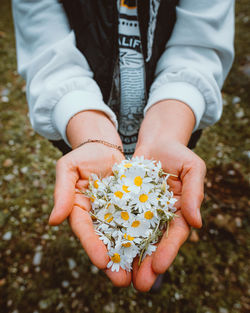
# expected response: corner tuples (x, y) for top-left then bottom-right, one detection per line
(84, 157), (177, 272)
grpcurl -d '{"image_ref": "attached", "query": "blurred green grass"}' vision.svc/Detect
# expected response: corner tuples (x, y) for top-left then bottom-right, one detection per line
(0, 1), (249, 312)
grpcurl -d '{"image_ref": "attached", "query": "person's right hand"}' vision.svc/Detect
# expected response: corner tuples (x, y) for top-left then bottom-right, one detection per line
(48, 110), (132, 287)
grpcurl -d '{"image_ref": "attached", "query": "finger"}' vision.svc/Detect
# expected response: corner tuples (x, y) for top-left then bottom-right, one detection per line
(104, 268), (132, 288)
(74, 193), (92, 212)
(181, 159), (206, 228)
(76, 179), (89, 191)
(49, 158), (79, 225)
(166, 175), (182, 193)
(132, 255), (158, 292)
(152, 212), (190, 274)
(69, 206), (109, 269)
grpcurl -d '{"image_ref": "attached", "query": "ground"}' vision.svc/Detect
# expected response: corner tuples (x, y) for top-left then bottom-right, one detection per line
(0, 1), (249, 312)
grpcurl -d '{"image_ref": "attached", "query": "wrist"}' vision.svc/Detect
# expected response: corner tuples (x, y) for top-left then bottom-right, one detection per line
(66, 110), (122, 149)
(137, 100), (195, 148)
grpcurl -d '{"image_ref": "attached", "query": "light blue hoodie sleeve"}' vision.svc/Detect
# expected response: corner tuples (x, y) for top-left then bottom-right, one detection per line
(145, 0), (235, 131)
(12, 0), (118, 146)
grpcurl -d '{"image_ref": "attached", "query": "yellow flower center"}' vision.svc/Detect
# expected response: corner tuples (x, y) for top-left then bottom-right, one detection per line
(139, 194), (148, 203)
(144, 211), (154, 220)
(123, 233), (134, 241)
(121, 211), (129, 221)
(111, 253), (121, 263)
(120, 174), (126, 179)
(93, 180), (99, 189)
(122, 185), (130, 193)
(124, 163), (132, 168)
(122, 242), (132, 248)
(134, 176), (143, 187)
(131, 220), (140, 228)
(114, 191), (123, 199)
(90, 196), (96, 203)
(104, 213), (113, 223)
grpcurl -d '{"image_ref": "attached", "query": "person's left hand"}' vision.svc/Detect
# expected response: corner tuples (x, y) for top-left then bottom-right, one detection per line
(130, 100), (206, 292)
(131, 140), (206, 291)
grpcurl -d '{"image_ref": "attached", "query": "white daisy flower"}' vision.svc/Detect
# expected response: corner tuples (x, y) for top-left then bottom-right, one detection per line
(89, 174), (101, 190)
(112, 159), (135, 176)
(138, 209), (159, 227)
(116, 239), (139, 259)
(129, 190), (158, 213)
(108, 187), (128, 208)
(96, 205), (116, 226)
(127, 216), (150, 238)
(107, 248), (132, 272)
(160, 193), (177, 211)
(123, 167), (153, 194)
(113, 210), (134, 227)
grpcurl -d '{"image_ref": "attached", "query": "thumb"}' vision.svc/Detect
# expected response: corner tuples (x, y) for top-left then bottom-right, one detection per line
(49, 158), (79, 225)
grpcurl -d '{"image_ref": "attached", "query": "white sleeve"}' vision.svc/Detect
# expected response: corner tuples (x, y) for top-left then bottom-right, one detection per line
(12, 0), (118, 146)
(144, 0), (235, 131)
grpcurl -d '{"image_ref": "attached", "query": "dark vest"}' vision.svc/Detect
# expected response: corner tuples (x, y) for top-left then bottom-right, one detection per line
(52, 0), (202, 154)
(61, 0), (179, 102)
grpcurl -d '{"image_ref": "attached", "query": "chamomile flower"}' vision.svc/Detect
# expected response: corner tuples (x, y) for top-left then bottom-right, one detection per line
(138, 209), (159, 227)
(107, 248), (132, 272)
(109, 187), (128, 208)
(114, 210), (134, 227)
(130, 190), (158, 213)
(116, 238), (139, 259)
(123, 167), (153, 194)
(160, 193), (177, 211)
(112, 159), (134, 176)
(127, 216), (150, 237)
(96, 204), (116, 226)
(89, 174), (102, 190)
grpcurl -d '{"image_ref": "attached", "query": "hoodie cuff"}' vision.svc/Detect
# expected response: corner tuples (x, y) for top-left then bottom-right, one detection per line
(144, 81), (206, 131)
(52, 90), (118, 146)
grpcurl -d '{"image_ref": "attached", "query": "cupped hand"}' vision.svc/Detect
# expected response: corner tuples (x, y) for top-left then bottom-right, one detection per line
(131, 139), (206, 292)
(49, 142), (132, 287)
(48, 109), (134, 287)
